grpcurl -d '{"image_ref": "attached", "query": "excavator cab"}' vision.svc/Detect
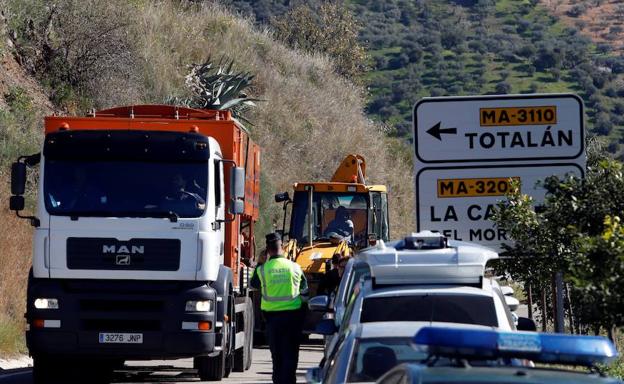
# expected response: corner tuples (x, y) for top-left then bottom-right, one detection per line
(275, 154), (390, 267)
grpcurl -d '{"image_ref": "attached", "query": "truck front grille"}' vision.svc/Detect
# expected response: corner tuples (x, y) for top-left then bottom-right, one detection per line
(80, 299), (164, 312)
(82, 319), (161, 332)
(66, 237), (180, 271)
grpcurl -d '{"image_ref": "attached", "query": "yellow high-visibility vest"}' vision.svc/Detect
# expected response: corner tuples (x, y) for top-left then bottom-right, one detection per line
(257, 257), (303, 312)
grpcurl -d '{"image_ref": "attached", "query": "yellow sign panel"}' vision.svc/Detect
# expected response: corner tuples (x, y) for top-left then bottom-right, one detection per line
(480, 106), (557, 126)
(437, 177), (520, 198)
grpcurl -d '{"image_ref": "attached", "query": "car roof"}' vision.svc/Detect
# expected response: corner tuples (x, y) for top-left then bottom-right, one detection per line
(358, 321), (493, 339)
(399, 365), (622, 384)
(363, 284), (494, 299)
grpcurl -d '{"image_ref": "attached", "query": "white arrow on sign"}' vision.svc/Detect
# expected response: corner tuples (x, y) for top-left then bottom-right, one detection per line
(416, 164), (584, 252)
(414, 94), (584, 163)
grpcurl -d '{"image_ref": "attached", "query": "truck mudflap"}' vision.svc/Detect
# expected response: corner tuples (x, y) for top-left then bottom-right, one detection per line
(25, 277), (218, 360)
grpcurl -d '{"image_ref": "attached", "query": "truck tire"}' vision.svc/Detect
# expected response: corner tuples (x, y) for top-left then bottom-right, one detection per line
(33, 355), (61, 384)
(195, 352), (226, 381)
(195, 292), (234, 381)
(233, 296), (254, 372)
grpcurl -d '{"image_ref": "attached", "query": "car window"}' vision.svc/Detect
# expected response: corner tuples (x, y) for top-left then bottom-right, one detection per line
(348, 337), (427, 382)
(338, 288), (360, 335)
(360, 295), (498, 327)
(492, 287), (516, 330)
(325, 333), (354, 384)
(342, 263), (371, 307)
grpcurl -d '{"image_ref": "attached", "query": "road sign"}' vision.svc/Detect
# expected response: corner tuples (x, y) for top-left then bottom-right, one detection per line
(413, 93), (587, 252)
(416, 164), (584, 250)
(414, 94), (584, 163)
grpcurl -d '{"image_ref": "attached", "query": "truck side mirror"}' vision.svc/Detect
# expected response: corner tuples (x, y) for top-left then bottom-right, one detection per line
(275, 192), (290, 203)
(228, 166), (245, 216)
(11, 162), (27, 196)
(9, 195), (25, 211)
(230, 167), (245, 199)
(230, 200), (244, 215)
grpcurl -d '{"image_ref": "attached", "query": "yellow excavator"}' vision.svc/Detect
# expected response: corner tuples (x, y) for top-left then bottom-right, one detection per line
(277, 155), (390, 270)
(274, 154), (390, 332)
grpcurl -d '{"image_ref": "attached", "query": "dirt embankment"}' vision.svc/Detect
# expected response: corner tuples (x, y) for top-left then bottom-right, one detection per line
(541, 0), (624, 53)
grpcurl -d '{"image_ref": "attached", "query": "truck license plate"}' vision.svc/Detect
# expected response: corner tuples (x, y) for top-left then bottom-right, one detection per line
(99, 332), (143, 344)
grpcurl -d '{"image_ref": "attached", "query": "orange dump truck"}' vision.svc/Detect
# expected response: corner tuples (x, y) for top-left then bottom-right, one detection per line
(9, 105), (259, 382)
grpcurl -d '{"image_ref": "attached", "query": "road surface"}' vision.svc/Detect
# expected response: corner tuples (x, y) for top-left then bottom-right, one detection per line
(0, 342), (324, 383)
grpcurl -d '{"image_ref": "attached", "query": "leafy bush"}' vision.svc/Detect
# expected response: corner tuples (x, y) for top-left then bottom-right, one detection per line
(271, 3), (367, 80)
(5, 0), (137, 107)
(566, 4), (587, 17)
(495, 81), (512, 94)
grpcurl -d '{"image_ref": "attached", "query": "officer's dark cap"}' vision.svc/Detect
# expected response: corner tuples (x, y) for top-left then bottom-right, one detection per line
(265, 232), (281, 244)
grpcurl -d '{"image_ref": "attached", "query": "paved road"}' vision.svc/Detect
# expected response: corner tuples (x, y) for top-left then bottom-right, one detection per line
(0, 342), (324, 384)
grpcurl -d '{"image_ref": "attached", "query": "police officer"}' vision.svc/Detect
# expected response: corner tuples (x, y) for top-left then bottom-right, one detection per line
(251, 233), (308, 384)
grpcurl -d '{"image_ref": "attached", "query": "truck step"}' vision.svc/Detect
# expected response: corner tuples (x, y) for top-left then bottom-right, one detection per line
(234, 331), (245, 349)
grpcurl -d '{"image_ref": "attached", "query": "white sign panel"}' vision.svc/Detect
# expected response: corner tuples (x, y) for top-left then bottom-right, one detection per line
(416, 164), (584, 249)
(414, 94), (584, 163)
(413, 94), (587, 252)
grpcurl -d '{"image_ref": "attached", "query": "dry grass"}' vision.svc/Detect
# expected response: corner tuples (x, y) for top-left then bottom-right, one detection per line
(129, 1), (415, 235)
(0, 183), (31, 356)
(541, 0), (624, 54)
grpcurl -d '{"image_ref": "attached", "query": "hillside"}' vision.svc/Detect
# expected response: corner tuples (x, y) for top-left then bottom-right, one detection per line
(227, 0), (624, 159)
(0, 0), (415, 354)
(541, 0), (624, 54)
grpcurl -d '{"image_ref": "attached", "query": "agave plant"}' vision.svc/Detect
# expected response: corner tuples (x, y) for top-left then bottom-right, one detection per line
(169, 57), (260, 124)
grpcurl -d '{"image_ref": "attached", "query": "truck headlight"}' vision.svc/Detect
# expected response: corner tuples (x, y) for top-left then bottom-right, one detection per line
(34, 298), (59, 309)
(185, 300), (212, 312)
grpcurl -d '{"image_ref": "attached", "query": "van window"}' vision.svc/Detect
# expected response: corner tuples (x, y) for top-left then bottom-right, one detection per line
(361, 295), (497, 327)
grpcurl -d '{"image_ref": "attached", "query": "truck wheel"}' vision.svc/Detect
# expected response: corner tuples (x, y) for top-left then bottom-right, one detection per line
(195, 352), (226, 381)
(244, 299), (254, 370)
(224, 293), (234, 378)
(33, 355), (62, 384)
(195, 292), (233, 381)
(233, 297), (254, 372)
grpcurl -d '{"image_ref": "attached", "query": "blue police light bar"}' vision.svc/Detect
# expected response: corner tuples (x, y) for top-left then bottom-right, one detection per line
(413, 327), (618, 367)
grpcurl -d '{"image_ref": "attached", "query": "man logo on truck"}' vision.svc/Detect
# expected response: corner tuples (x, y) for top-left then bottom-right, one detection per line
(102, 245), (145, 254)
(115, 255), (131, 266)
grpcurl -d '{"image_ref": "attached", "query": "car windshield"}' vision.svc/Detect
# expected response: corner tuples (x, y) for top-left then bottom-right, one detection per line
(44, 160), (207, 218)
(289, 190), (369, 247)
(348, 337), (427, 382)
(360, 295), (498, 327)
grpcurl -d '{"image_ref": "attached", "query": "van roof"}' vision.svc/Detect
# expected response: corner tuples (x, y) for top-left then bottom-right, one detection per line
(356, 232), (498, 285)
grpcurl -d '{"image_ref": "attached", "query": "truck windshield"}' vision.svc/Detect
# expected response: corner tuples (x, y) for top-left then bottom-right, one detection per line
(289, 191), (369, 247)
(44, 160), (208, 218)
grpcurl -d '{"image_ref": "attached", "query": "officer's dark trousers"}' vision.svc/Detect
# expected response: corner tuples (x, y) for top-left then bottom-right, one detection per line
(264, 308), (304, 384)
